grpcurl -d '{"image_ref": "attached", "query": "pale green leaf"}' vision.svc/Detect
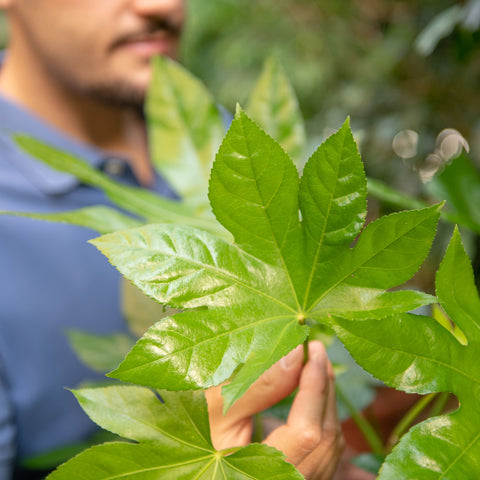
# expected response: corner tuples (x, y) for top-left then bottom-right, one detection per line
(66, 330), (135, 373)
(0, 206), (141, 234)
(47, 388), (303, 480)
(331, 313), (467, 395)
(121, 279), (179, 338)
(146, 56), (225, 210)
(246, 57), (306, 165)
(13, 135), (226, 237)
(300, 118), (366, 259)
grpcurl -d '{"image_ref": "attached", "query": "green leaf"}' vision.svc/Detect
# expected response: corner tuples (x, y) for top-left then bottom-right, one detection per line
(367, 176), (480, 234)
(299, 118), (367, 307)
(47, 387), (304, 480)
(435, 226), (480, 341)
(0, 206), (141, 234)
(121, 279), (179, 338)
(95, 114), (439, 408)
(109, 305), (308, 394)
(312, 286), (436, 320)
(146, 56), (225, 210)
(91, 224), (295, 310)
(246, 57), (306, 165)
(331, 228), (480, 478)
(13, 135), (226, 237)
(209, 107), (306, 301)
(66, 330), (136, 373)
(426, 152), (480, 233)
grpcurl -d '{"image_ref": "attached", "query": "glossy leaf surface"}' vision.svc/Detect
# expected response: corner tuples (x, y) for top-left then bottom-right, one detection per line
(47, 387), (303, 480)
(95, 112), (440, 409)
(246, 57), (306, 165)
(331, 227), (480, 478)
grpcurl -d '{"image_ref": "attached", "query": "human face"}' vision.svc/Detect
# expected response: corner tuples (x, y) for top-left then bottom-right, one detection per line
(6, 0), (186, 107)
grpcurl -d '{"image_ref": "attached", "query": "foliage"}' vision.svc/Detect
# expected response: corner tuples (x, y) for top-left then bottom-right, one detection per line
(47, 387), (303, 480)
(332, 227), (480, 477)
(3, 56), (479, 478)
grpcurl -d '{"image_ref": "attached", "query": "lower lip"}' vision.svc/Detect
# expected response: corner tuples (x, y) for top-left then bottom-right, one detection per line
(119, 39), (175, 58)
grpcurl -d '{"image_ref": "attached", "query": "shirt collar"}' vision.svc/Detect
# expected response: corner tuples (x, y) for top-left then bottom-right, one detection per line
(0, 93), (110, 195)
(0, 51), (113, 195)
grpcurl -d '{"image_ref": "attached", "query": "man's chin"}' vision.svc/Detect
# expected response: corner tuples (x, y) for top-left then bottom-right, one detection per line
(83, 80), (148, 110)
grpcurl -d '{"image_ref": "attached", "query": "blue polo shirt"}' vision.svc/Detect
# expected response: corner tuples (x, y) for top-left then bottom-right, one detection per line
(0, 93), (176, 478)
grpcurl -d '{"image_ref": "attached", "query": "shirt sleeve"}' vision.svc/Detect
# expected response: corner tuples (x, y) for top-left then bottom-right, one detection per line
(0, 355), (16, 480)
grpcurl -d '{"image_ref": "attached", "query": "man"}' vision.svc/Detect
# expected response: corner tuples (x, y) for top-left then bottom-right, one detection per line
(0, 1), (343, 479)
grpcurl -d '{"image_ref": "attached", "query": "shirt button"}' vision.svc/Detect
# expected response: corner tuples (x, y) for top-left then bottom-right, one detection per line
(103, 158), (126, 176)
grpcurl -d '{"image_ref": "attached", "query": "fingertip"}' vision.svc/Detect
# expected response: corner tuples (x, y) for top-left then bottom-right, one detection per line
(279, 344), (304, 370)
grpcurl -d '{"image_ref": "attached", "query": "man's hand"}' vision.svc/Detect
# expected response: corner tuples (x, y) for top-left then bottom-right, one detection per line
(206, 341), (344, 480)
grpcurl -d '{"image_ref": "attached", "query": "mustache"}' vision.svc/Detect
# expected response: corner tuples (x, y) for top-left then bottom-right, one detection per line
(113, 17), (183, 48)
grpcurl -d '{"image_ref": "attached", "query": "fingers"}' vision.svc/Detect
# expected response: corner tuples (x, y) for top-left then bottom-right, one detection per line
(206, 344), (304, 450)
(264, 341), (344, 480)
(225, 344), (305, 421)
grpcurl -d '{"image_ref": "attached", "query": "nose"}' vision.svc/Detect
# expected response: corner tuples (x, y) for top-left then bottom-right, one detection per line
(131, 0), (186, 20)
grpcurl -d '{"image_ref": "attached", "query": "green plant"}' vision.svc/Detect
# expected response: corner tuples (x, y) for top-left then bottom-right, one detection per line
(3, 57), (479, 478)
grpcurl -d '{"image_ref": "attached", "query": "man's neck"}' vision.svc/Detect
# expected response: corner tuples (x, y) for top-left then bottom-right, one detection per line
(0, 48), (154, 187)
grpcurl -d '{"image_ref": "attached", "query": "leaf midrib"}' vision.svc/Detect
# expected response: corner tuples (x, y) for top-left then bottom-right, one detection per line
(120, 314), (294, 375)
(101, 454), (213, 479)
(438, 426), (480, 479)
(85, 398), (212, 454)
(308, 212), (436, 313)
(340, 325), (479, 388)
(237, 116), (301, 311)
(302, 129), (347, 311)
(117, 234), (297, 313)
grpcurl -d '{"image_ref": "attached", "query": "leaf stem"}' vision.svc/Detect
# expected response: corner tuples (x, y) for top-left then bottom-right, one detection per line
(429, 392), (451, 418)
(386, 393), (437, 451)
(335, 384), (385, 456)
(252, 413), (264, 443)
(303, 339), (309, 363)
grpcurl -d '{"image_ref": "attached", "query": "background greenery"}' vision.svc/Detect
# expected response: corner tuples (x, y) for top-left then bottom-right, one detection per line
(180, 0), (480, 288)
(181, 1), (480, 180)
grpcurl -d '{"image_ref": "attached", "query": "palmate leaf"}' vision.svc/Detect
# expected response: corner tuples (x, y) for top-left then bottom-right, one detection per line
(331, 227), (480, 478)
(95, 110), (440, 410)
(47, 386), (303, 480)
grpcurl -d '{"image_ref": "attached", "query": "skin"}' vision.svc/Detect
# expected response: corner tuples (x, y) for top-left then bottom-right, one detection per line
(0, 2), (344, 477)
(207, 342), (345, 479)
(0, 0), (186, 185)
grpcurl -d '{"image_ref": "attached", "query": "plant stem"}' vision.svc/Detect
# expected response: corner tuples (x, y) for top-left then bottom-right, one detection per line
(252, 413), (264, 443)
(429, 392), (450, 418)
(335, 384), (385, 456)
(386, 393), (437, 451)
(303, 339), (309, 363)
